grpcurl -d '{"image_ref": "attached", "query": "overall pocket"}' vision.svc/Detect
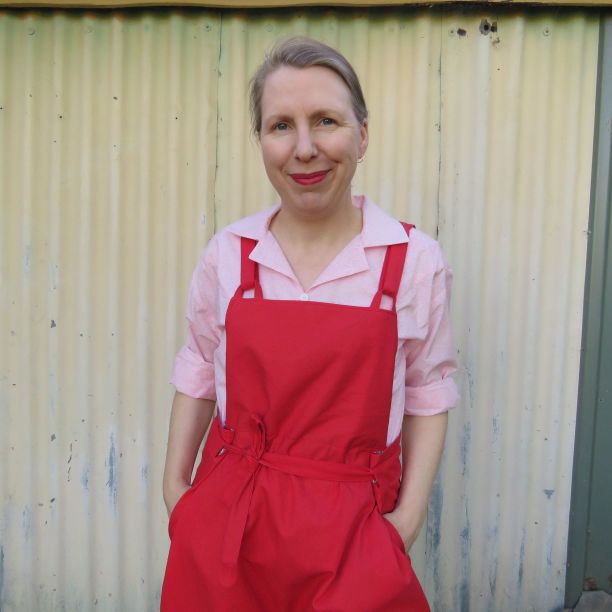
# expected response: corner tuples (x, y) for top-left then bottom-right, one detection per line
(167, 447), (228, 539)
(380, 513), (407, 555)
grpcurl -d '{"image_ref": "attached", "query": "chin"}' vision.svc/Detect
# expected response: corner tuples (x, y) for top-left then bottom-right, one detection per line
(285, 196), (333, 215)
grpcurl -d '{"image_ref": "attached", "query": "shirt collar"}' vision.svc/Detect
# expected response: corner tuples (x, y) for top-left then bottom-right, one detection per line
(225, 195), (409, 246)
(224, 195), (409, 288)
(357, 195), (410, 247)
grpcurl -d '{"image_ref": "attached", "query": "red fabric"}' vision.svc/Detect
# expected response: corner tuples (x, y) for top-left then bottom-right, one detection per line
(371, 222), (414, 309)
(240, 236), (262, 298)
(161, 224), (430, 611)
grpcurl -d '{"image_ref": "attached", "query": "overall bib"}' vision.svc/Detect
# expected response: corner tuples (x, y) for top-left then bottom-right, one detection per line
(161, 224), (430, 611)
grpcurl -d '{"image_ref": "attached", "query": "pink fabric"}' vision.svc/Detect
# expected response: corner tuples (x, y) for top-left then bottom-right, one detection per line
(171, 195), (459, 445)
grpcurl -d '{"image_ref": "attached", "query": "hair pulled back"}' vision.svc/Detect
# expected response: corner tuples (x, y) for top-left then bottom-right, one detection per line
(249, 37), (368, 137)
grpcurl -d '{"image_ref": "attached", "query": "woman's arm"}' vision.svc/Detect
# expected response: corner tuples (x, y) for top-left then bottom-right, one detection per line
(162, 391), (216, 516)
(383, 411), (448, 552)
(384, 235), (457, 551)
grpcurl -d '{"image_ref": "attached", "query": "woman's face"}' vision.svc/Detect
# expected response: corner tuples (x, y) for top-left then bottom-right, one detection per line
(259, 65), (368, 219)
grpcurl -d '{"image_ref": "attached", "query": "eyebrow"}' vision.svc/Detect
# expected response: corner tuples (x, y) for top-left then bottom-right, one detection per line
(263, 108), (345, 124)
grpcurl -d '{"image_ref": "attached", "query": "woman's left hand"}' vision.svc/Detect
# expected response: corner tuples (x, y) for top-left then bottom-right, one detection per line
(382, 508), (426, 554)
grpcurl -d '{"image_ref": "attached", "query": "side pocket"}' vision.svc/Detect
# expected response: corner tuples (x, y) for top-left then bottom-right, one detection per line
(168, 481), (201, 540)
(381, 514), (407, 556)
(167, 449), (228, 540)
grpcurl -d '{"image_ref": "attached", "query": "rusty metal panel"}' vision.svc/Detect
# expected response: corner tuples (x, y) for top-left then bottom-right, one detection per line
(0, 7), (600, 611)
(4, 1), (612, 10)
(434, 10), (600, 612)
(0, 9), (221, 610)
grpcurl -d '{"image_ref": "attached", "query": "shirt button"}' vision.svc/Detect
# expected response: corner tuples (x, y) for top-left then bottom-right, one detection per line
(299, 293), (309, 301)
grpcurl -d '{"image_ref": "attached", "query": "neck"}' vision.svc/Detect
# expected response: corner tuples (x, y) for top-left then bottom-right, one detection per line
(271, 194), (362, 248)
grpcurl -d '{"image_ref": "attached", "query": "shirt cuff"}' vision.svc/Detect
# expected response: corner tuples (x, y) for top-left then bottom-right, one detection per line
(404, 377), (459, 416)
(170, 345), (216, 401)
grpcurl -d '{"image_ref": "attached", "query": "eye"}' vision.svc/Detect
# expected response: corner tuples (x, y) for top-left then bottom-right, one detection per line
(320, 117), (335, 126)
(273, 122), (289, 131)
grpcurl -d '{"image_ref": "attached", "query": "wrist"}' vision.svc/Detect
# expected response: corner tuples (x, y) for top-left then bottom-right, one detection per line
(394, 500), (427, 528)
(163, 477), (191, 504)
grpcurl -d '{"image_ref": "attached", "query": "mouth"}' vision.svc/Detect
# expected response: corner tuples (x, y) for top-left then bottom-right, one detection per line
(289, 170), (330, 186)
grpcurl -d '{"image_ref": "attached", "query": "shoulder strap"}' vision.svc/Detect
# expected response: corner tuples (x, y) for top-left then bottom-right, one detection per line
(370, 222), (414, 309)
(238, 237), (262, 299)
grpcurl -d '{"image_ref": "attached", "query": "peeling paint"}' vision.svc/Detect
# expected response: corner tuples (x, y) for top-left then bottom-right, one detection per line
(106, 434), (118, 511)
(458, 578), (469, 612)
(518, 530), (526, 589)
(48, 262), (58, 291)
(81, 465), (89, 491)
(460, 422), (471, 476)
(23, 245), (32, 279)
(67, 443), (73, 484)
(22, 506), (32, 542)
(0, 545), (4, 604)
(459, 500), (472, 612)
(428, 475), (444, 553)
(488, 556), (498, 603)
(492, 415), (500, 436)
(428, 473), (444, 611)
(546, 541), (553, 568)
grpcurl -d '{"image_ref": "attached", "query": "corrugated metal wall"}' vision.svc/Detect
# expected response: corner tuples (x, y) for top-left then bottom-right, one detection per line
(0, 7), (599, 611)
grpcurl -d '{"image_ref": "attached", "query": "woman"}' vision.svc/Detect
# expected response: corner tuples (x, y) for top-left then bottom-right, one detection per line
(161, 37), (458, 611)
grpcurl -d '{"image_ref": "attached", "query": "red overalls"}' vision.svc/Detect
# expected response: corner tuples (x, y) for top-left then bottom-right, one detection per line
(161, 224), (430, 611)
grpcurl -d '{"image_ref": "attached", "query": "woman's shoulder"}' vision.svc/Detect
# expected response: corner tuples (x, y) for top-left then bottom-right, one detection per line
(218, 205), (280, 242)
(405, 226), (445, 257)
(361, 196), (441, 256)
(198, 204), (279, 263)
(361, 197), (446, 265)
(401, 226), (452, 290)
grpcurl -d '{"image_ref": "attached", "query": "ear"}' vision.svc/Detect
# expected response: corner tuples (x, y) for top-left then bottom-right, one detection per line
(358, 119), (369, 158)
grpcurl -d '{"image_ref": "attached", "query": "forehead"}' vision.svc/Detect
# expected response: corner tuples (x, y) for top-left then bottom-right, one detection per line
(260, 65), (354, 118)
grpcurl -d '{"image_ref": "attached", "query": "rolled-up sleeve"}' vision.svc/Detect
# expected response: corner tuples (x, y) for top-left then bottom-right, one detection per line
(403, 244), (459, 416)
(171, 237), (220, 400)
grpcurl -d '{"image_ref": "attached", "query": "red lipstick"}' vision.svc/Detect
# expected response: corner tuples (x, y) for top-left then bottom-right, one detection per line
(289, 171), (329, 185)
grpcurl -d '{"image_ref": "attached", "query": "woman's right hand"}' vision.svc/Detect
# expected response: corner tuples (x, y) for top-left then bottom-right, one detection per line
(162, 391), (216, 518)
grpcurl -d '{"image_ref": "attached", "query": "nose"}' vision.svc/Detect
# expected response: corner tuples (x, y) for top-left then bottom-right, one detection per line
(294, 126), (317, 161)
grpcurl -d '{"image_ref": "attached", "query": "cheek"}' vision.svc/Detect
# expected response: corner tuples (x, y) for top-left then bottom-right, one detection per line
(324, 134), (360, 163)
(261, 141), (289, 172)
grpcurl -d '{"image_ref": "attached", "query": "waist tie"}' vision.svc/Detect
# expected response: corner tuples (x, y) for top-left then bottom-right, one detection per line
(217, 413), (385, 584)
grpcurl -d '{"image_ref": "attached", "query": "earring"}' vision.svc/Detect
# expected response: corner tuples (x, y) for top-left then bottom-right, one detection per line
(357, 155), (365, 163)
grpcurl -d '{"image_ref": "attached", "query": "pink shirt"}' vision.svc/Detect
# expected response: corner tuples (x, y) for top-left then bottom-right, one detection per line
(172, 195), (459, 446)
